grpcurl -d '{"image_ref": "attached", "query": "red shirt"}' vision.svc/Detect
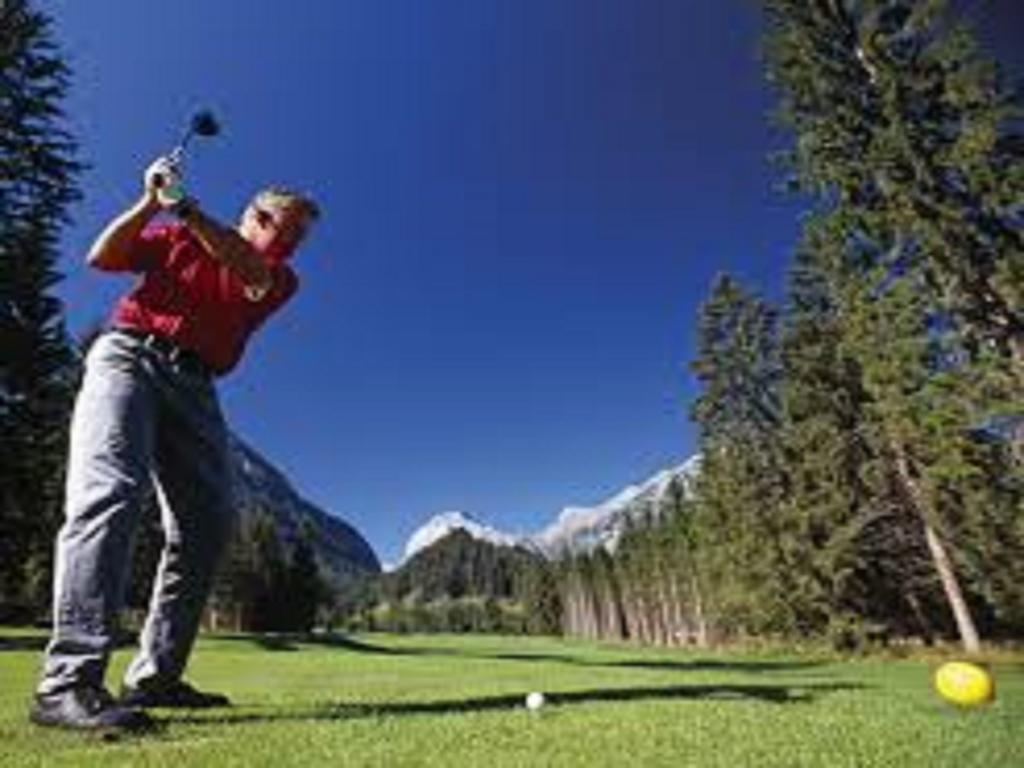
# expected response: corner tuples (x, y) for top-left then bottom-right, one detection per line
(110, 222), (298, 376)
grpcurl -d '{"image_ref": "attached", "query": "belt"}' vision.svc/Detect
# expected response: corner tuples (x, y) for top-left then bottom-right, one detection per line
(113, 327), (211, 378)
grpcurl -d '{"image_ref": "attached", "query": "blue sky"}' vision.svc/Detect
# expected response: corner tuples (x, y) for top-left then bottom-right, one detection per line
(41, 1), (1023, 567)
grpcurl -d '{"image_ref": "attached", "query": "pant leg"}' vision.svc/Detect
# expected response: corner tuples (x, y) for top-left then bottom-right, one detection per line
(37, 334), (156, 696)
(123, 369), (234, 689)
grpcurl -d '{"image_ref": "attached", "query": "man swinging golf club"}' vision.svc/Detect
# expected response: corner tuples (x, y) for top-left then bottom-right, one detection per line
(31, 115), (319, 733)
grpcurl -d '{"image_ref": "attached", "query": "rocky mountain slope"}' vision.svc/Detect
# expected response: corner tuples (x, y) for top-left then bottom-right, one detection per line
(229, 435), (381, 585)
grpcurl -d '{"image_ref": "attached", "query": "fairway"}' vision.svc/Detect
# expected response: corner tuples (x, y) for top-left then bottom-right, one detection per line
(1, 630), (1022, 767)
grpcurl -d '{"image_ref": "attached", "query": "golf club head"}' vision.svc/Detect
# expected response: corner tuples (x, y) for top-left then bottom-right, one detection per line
(157, 109), (221, 188)
(190, 110), (220, 138)
(177, 109), (221, 154)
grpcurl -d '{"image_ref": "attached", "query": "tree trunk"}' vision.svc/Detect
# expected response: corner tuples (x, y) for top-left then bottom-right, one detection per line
(625, 577), (640, 643)
(892, 440), (981, 653)
(668, 572), (686, 646)
(636, 589), (650, 645)
(922, 522), (980, 652)
(661, 582), (674, 645)
(584, 580), (599, 640)
(561, 581), (579, 636)
(690, 574), (709, 648)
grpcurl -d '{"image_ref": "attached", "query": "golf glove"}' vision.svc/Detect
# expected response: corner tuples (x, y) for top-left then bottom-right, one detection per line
(145, 156), (188, 209)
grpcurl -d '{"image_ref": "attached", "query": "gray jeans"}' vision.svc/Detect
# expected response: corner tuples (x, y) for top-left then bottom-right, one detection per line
(37, 330), (233, 696)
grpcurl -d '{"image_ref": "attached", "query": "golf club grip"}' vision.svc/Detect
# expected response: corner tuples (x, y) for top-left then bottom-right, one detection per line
(154, 146), (185, 189)
(152, 155), (183, 189)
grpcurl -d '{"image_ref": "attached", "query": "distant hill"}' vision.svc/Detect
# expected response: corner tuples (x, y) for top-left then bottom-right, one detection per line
(383, 528), (543, 603)
(402, 510), (528, 562)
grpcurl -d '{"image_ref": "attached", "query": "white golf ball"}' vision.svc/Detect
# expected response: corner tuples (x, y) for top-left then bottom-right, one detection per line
(525, 692), (545, 711)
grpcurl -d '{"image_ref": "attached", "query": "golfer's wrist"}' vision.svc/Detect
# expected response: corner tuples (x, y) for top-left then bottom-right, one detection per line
(137, 194), (163, 218)
(172, 196), (201, 223)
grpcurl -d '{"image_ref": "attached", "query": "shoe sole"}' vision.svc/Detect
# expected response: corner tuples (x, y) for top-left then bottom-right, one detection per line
(30, 709), (157, 738)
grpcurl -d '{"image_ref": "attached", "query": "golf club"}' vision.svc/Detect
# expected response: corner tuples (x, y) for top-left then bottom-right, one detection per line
(153, 109), (221, 204)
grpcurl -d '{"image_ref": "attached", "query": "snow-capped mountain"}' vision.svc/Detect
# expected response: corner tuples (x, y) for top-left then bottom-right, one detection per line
(403, 510), (528, 561)
(533, 455), (701, 556)
(229, 434), (381, 584)
(400, 455), (701, 564)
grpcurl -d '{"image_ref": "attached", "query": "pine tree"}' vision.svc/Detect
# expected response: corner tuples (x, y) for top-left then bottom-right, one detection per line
(0, 0), (82, 618)
(614, 515), (645, 642)
(778, 243), (880, 641)
(763, 0), (1022, 361)
(762, 0), (1024, 650)
(217, 509), (293, 632)
(659, 478), (707, 645)
(590, 547), (626, 641)
(521, 558), (562, 635)
(285, 522), (327, 632)
(558, 552), (600, 639)
(689, 274), (793, 637)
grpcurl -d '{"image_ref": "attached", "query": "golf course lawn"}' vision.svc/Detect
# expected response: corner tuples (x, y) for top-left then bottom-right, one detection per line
(1, 628), (1021, 767)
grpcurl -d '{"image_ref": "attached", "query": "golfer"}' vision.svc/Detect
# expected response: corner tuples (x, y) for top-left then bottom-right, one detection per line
(30, 156), (319, 732)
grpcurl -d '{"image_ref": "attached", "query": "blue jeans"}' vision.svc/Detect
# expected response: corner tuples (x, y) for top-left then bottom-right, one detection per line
(37, 330), (233, 696)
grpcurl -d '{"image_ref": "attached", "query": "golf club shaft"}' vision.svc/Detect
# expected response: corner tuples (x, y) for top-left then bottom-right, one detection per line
(153, 109), (219, 188)
(153, 135), (191, 188)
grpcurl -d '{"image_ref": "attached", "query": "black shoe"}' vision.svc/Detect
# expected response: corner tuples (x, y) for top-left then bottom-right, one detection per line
(30, 686), (155, 733)
(121, 680), (231, 709)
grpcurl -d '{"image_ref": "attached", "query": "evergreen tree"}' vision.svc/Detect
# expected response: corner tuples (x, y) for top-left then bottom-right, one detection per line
(249, 511), (290, 631)
(762, 0), (1024, 649)
(659, 478), (706, 645)
(349, 530), (550, 634)
(520, 558), (562, 635)
(0, 0), (82, 618)
(763, 0), (1022, 361)
(689, 274), (793, 636)
(614, 515), (646, 642)
(590, 547), (626, 641)
(628, 504), (669, 645)
(284, 522), (327, 632)
(379, 529), (539, 604)
(778, 243), (880, 641)
(558, 552), (600, 639)
(208, 509), (295, 632)
(209, 513), (258, 631)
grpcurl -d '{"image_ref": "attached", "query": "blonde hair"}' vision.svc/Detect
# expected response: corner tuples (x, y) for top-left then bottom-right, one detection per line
(249, 186), (320, 224)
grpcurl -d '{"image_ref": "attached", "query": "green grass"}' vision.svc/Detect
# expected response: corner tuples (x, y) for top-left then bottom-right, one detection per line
(1, 628), (1021, 767)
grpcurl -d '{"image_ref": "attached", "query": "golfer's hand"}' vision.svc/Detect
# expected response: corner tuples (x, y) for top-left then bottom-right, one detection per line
(144, 156), (183, 207)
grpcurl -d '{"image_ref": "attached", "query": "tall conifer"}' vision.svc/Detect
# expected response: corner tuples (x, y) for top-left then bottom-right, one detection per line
(0, 0), (82, 616)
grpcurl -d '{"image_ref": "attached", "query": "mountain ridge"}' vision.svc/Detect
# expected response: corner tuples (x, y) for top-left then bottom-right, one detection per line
(400, 455), (701, 565)
(229, 434), (381, 584)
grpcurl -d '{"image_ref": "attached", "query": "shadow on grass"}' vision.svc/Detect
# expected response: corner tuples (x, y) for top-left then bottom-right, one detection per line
(214, 633), (419, 655)
(476, 653), (827, 674)
(606, 659), (827, 674)
(209, 633), (829, 675)
(0, 634), (48, 652)
(164, 681), (863, 728)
